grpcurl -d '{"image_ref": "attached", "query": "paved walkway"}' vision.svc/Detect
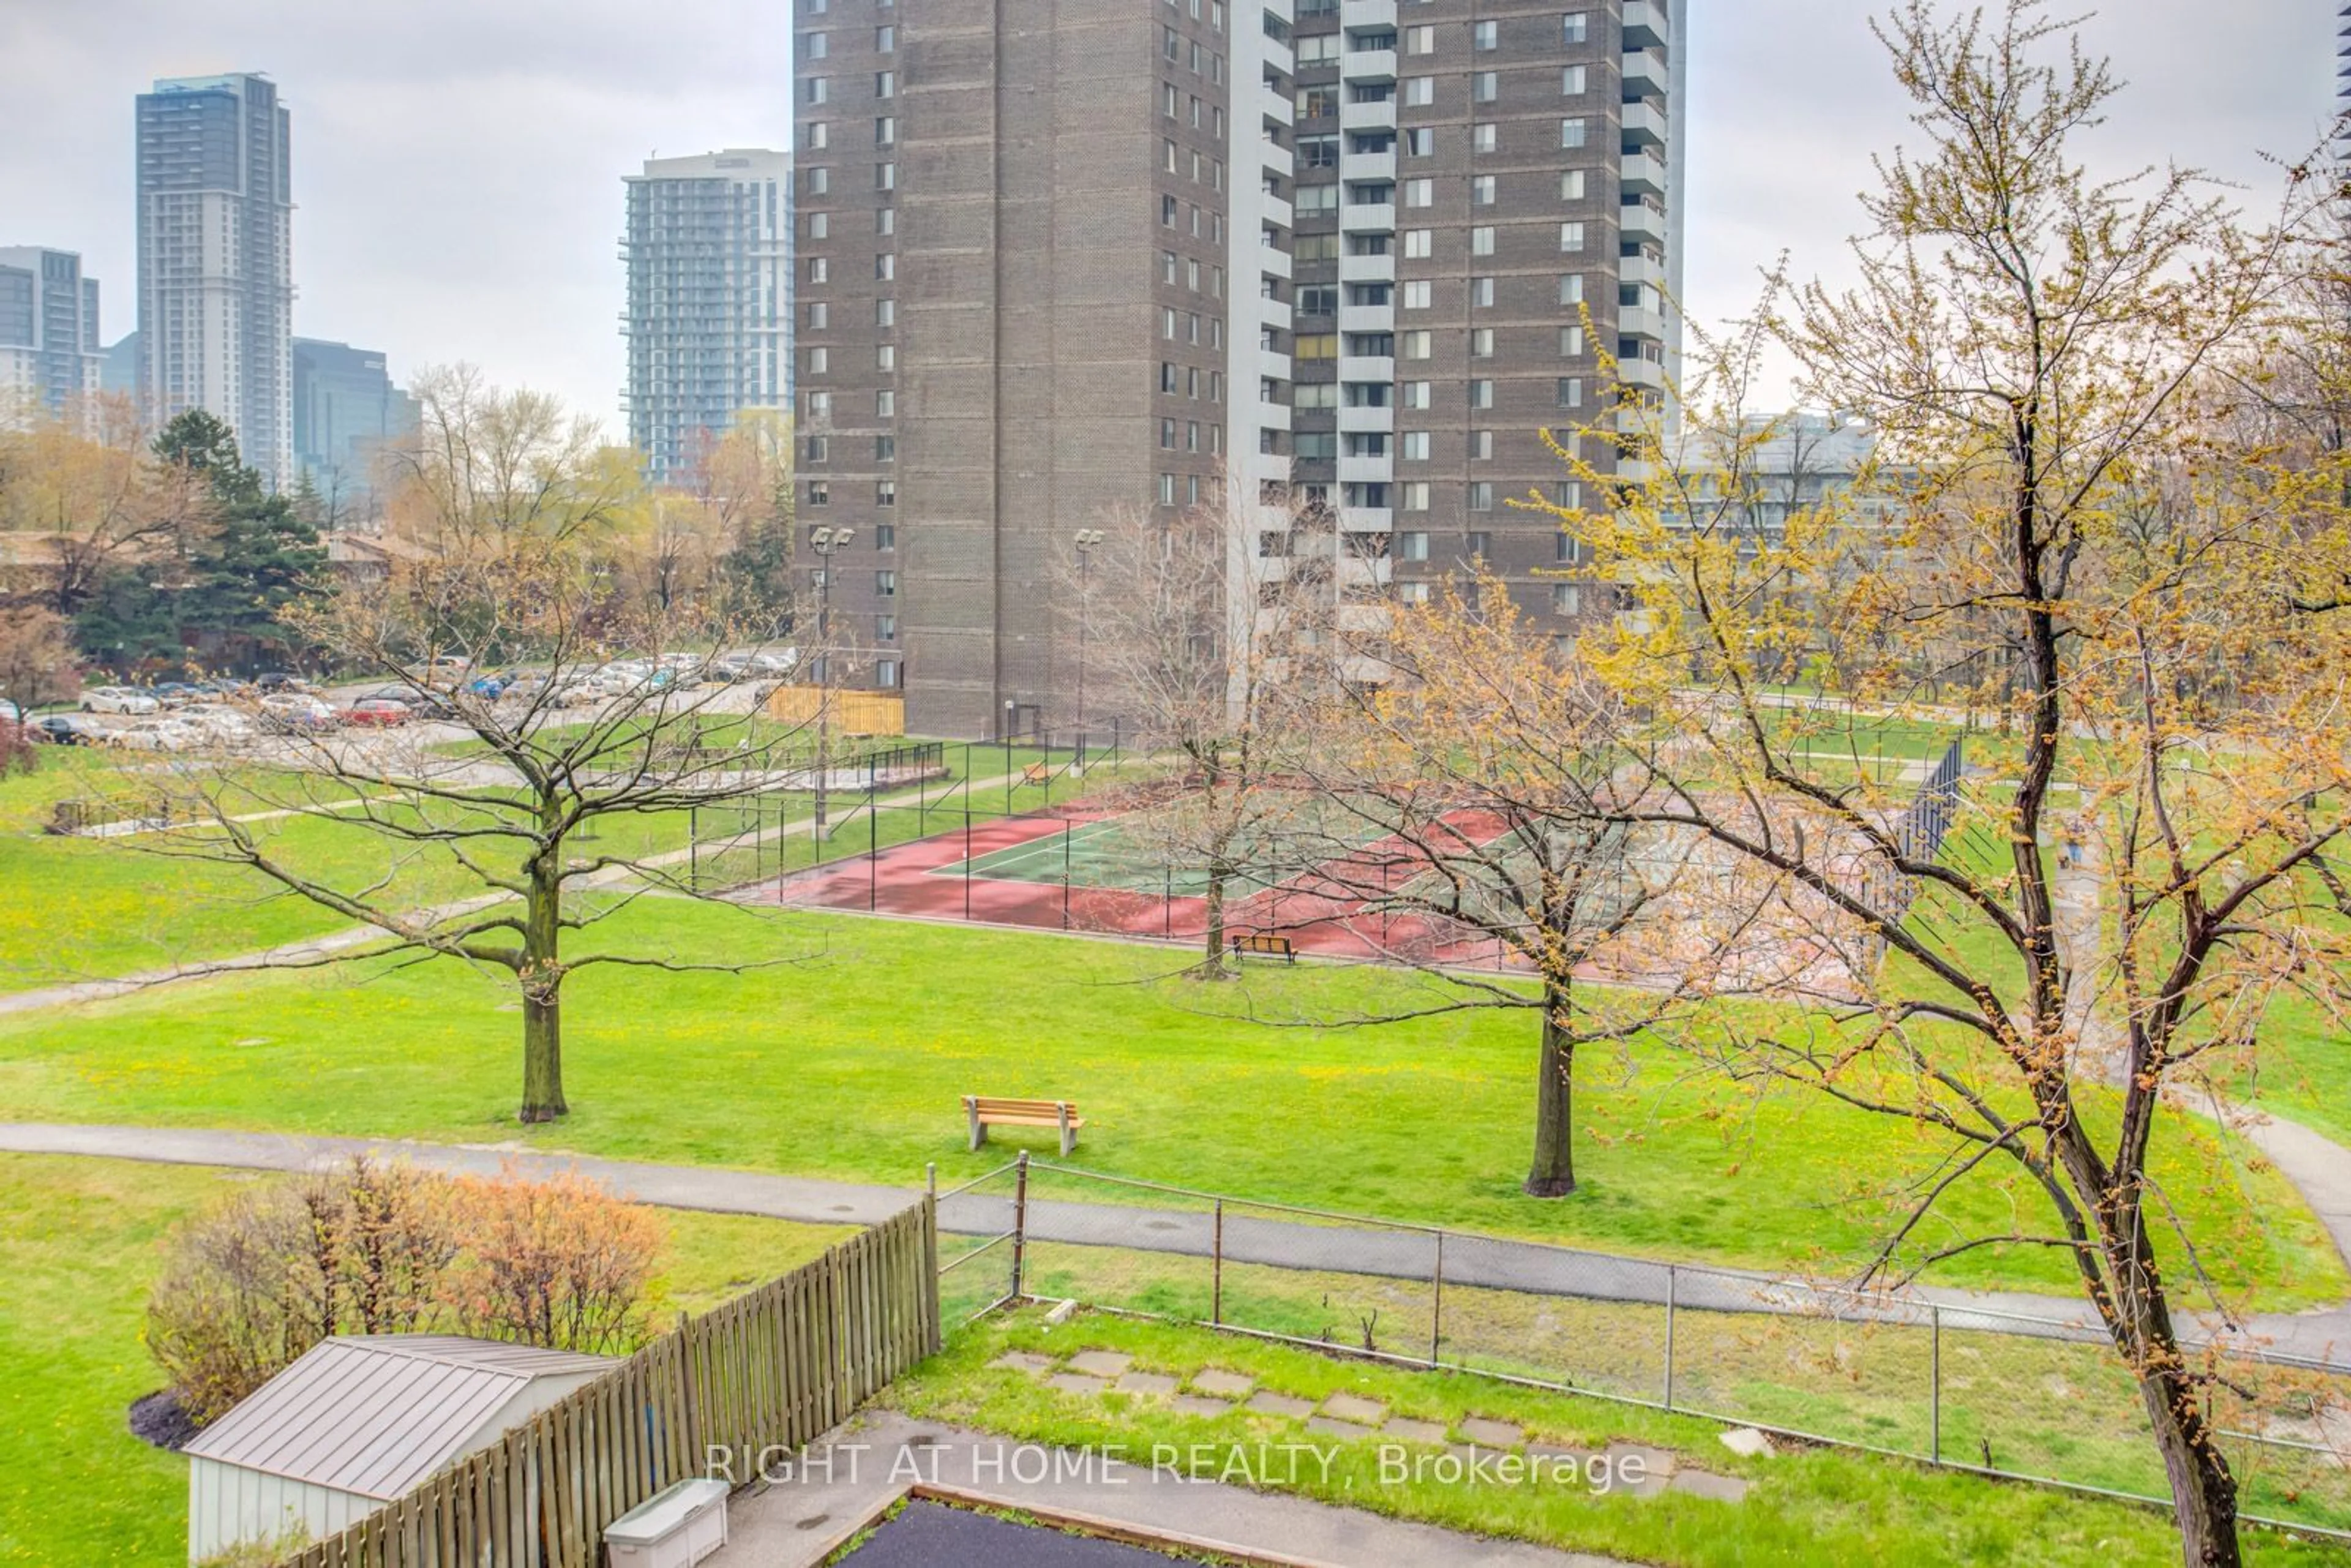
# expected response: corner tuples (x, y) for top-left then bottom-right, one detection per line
(710, 1409), (1632, 1567)
(7, 1119), (2350, 1367)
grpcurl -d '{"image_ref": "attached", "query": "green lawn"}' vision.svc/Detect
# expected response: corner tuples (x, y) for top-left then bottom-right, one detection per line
(0, 1152), (850, 1568)
(888, 1308), (2351, 1568)
(0, 899), (2335, 1308)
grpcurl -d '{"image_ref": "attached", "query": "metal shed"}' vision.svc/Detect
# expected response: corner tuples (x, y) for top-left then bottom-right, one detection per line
(183, 1335), (618, 1562)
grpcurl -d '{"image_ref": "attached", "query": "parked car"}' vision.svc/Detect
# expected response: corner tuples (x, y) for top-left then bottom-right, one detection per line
(106, 717), (201, 751)
(81, 686), (161, 716)
(0, 699), (18, 724)
(354, 685), (455, 719)
(259, 693), (338, 732)
(339, 698), (412, 727)
(402, 656), (472, 689)
(466, 669), (520, 698)
(178, 704), (257, 743)
(254, 670), (312, 693)
(148, 682), (201, 708)
(30, 713), (105, 745)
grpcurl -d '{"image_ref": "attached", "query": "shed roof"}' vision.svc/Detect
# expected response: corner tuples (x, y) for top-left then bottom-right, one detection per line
(184, 1335), (618, 1500)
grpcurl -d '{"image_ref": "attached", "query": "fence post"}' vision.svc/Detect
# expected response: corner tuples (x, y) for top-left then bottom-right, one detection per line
(1011, 1150), (1030, 1304)
(1063, 820), (1073, 929)
(1663, 1264), (1676, 1411)
(1212, 1200), (1224, 1327)
(1430, 1231), (1445, 1367)
(1930, 1303), (1942, 1465)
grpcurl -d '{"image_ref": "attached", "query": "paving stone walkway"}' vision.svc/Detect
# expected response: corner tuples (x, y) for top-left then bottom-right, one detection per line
(984, 1343), (1755, 1504)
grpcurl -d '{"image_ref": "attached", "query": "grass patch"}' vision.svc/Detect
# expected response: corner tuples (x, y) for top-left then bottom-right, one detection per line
(886, 1308), (2351, 1568)
(0, 1152), (849, 1567)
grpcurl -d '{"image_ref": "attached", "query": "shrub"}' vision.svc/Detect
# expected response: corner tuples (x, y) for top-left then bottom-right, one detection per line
(442, 1167), (666, 1355)
(148, 1160), (664, 1424)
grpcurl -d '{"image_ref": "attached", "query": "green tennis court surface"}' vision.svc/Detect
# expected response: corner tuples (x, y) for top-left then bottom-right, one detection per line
(931, 814), (1387, 898)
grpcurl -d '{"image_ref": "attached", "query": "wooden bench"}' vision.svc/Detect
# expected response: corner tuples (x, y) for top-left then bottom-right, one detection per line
(965, 1095), (1084, 1157)
(1021, 762), (1050, 787)
(1228, 932), (1297, 963)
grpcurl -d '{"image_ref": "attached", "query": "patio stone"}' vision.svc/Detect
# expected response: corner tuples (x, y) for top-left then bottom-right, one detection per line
(1718, 1427), (1774, 1460)
(1115, 1371), (1181, 1397)
(1306, 1416), (1377, 1442)
(1171, 1395), (1235, 1418)
(1382, 1418), (1449, 1446)
(1245, 1390), (1316, 1419)
(1670, 1469), (1752, 1504)
(988, 1352), (1056, 1376)
(1046, 1373), (1110, 1397)
(1320, 1394), (1389, 1426)
(1190, 1369), (1256, 1398)
(1600, 1443), (1678, 1497)
(1068, 1351), (1134, 1378)
(1458, 1417), (1524, 1447)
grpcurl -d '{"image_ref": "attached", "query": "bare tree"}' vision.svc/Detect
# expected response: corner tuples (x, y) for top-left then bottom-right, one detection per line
(1561, 7), (2336, 1561)
(1073, 474), (1329, 973)
(130, 373), (816, 1123)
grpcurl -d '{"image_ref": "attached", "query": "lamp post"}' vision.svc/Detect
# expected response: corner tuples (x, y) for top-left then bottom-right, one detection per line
(809, 525), (854, 837)
(1072, 528), (1104, 739)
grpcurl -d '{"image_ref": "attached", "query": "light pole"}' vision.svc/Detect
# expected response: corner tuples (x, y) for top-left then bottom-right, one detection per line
(1072, 528), (1103, 741)
(809, 525), (854, 837)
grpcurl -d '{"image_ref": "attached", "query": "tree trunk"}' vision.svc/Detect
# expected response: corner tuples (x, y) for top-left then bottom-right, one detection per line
(1198, 863), (1231, 977)
(1524, 979), (1576, 1197)
(517, 853), (568, 1123)
(2138, 1356), (2240, 1568)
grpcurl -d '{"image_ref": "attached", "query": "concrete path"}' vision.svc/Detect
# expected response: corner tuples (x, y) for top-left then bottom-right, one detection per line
(7, 1119), (2350, 1368)
(709, 1409), (1629, 1567)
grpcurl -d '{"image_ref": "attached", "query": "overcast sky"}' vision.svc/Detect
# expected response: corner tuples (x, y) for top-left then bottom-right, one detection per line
(0, 0), (2336, 433)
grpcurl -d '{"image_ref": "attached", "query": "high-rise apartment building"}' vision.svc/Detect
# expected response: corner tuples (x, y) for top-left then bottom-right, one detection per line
(623, 150), (795, 484)
(293, 337), (420, 520)
(135, 73), (295, 489)
(794, 0), (1682, 736)
(0, 248), (105, 422)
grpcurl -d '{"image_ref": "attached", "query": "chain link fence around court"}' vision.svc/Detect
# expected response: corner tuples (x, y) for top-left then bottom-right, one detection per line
(928, 1155), (2351, 1542)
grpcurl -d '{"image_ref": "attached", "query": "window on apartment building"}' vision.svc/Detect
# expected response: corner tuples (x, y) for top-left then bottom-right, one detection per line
(806, 77), (828, 104)
(801, 31), (828, 58)
(875, 521), (896, 547)
(1400, 430), (1431, 460)
(877, 115), (896, 146)
(875, 70), (895, 96)
(877, 206), (895, 234)
(1295, 184), (1339, 216)
(1469, 225), (1494, 256)
(876, 344), (896, 370)
(1296, 285), (1337, 315)
(1401, 482), (1431, 511)
(1210, 264), (1224, 298)
(804, 391), (831, 421)
(1344, 432), (1390, 458)
(1402, 329), (1432, 359)
(1560, 117), (1588, 149)
(1349, 331), (1395, 357)
(1471, 430), (1494, 459)
(1468, 379), (1493, 409)
(1473, 18), (1498, 48)
(1163, 306), (1179, 340)
(1299, 86), (1339, 117)
(1164, 82), (1179, 117)
(1562, 64), (1588, 94)
(1559, 324), (1586, 356)
(1162, 194), (1179, 227)
(1404, 229), (1432, 258)
(1344, 380), (1392, 407)
(1187, 421), (1203, 452)
(876, 253), (895, 279)
(1297, 34), (1340, 64)
(877, 298), (895, 327)
(1396, 531), (1430, 561)
(1402, 380), (1431, 408)
(876, 614), (898, 642)
(1403, 178), (1433, 208)
(1158, 473), (1178, 505)
(1468, 484), (1494, 512)
(1470, 327), (1494, 358)
(805, 0), (825, 13)
(1562, 12), (1589, 44)
(806, 346), (830, 373)
(1294, 333), (1337, 360)
(1188, 257), (1202, 291)
(874, 659), (901, 689)
(1561, 169), (1586, 200)
(876, 23), (894, 48)
(1160, 361), (1179, 392)
(1349, 283), (1393, 307)
(876, 480), (896, 506)
(1555, 528), (1583, 562)
(1294, 233), (1340, 261)
(1469, 276), (1494, 307)
(1404, 23), (1434, 52)
(1559, 274), (1585, 304)
(877, 435), (896, 462)
(1552, 583), (1582, 615)
(1559, 222), (1586, 252)
(876, 162), (895, 190)
(804, 434), (829, 462)
(1471, 174), (1497, 206)
(807, 301), (829, 329)
(1298, 135), (1339, 169)
(1403, 127), (1433, 156)
(1472, 71), (1498, 103)
(1403, 77), (1434, 108)
(1212, 0), (1224, 32)
(805, 121), (828, 149)
(1463, 531), (1492, 560)
(1161, 418), (1177, 449)
(1557, 377), (1584, 408)
(1472, 122), (1498, 152)
(806, 479), (830, 506)
(804, 167), (830, 196)
(1163, 250), (1180, 285)
(1164, 138), (1179, 173)
(1400, 280), (1431, 309)
(806, 211), (830, 240)
(877, 389), (894, 415)
(876, 571), (897, 596)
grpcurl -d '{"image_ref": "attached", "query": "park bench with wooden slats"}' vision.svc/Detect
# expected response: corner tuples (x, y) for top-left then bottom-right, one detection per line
(965, 1095), (1084, 1157)
(1229, 932), (1297, 962)
(1021, 762), (1051, 787)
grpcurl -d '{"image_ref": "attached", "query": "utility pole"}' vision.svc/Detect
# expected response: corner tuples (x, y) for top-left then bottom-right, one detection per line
(1073, 528), (1103, 751)
(809, 526), (854, 838)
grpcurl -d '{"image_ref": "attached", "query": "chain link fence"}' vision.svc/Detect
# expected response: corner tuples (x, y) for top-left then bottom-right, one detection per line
(928, 1153), (2351, 1540)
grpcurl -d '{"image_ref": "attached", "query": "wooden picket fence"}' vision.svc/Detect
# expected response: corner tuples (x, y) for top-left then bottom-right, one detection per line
(272, 1198), (940, 1568)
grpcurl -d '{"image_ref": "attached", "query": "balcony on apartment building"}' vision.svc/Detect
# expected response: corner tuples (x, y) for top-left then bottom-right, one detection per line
(1623, 1), (1670, 50)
